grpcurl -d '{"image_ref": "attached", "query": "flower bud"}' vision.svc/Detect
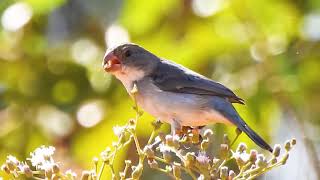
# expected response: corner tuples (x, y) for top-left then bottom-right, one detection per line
(125, 160), (132, 166)
(236, 143), (247, 153)
(52, 163), (60, 174)
(152, 120), (162, 130)
(163, 151), (172, 163)
(220, 166), (228, 179)
(6, 161), (16, 171)
(273, 144), (281, 157)
(128, 119), (135, 126)
(256, 154), (267, 168)
(148, 159), (158, 169)
(184, 152), (195, 167)
(220, 144), (229, 159)
(191, 133), (200, 144)
(1, 164), (10, 174)
(100, 148), (111, 164)
(186, 152), (196, 162)
(165, 165), (172, 172)
(291, 138), (296, 146)
(81, 171), (91, 180)
(212, 158), (220, 166)
(270, 157), (277, 164)
(203, 129), (213, 138)
(93, 157), (99, 165)
(249, 150), (257, 163)
(201, 139), (210, 150)
(165, 135), (174, 146)
(229, 170), (236, 179)
(284, 140), (291, 151)
(120, 172), (125, 179)
(23, 165), (33, 178)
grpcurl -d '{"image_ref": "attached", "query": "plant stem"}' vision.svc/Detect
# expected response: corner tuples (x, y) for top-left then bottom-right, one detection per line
(230, 132), (241, 148)
(97, 161), (106, 180)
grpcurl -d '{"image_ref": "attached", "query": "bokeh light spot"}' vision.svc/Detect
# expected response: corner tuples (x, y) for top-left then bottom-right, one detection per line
(250, 42), (267, 62)
(267, 35), (287, 55)
(37, 105), (74, 137)
(71, 39), (99, 66)
(192, 0), (223, 17)
(301, 13), (320, 41)
(1, 2), (33, 32)
(89, 71), (112, 93)
(52, 80), (77, 104)
(77, 100), (106, 128)
(105, 24), (130, 48)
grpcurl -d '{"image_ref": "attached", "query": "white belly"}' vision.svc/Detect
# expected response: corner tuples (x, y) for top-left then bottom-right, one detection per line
(134, 80), (231, 126)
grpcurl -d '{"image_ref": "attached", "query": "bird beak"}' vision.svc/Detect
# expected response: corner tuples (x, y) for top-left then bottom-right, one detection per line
(103, 51), (121, 72)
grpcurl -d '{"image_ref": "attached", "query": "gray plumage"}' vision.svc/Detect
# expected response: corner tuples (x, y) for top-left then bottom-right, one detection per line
(103, 43), (273, 152)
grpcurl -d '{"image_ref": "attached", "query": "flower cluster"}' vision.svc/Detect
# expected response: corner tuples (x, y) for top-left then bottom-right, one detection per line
(1, 146), (77, 179)
(1, 95), (296, 180)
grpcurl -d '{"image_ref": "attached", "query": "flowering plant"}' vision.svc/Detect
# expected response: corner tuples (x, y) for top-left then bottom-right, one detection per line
(1, 95), (296, 180)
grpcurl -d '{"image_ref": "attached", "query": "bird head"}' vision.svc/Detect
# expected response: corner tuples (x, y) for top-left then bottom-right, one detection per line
(103, 43), (160, 77)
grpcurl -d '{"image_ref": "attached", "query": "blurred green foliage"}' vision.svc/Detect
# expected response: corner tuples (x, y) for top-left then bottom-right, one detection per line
(0, 0), (319, 179)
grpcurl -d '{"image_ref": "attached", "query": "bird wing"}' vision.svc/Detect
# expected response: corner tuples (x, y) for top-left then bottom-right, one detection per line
(150, 59), (244, 104)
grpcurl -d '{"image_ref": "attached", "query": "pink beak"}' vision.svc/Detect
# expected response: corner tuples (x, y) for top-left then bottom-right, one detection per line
(103, 51), (121, 72)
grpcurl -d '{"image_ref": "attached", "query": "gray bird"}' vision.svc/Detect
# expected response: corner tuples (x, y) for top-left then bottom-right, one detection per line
(103, 43), (273, 152)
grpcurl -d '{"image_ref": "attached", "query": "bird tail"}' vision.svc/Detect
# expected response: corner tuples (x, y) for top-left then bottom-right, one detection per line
(232, 116), (273, 152)
(210, 97), (273, 152)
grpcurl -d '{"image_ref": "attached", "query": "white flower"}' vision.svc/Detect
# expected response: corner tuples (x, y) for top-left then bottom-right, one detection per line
(113, 125), (125, 137)
(6, 155), (19, 165)
(196, 152), (210, 166)
(159, 143), (172, 153)
(28, 146), (56, 170)
(233, 151), (250, 166)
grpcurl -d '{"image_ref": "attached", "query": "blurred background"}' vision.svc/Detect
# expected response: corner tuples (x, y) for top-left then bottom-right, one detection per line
(0, 0), (319, 179)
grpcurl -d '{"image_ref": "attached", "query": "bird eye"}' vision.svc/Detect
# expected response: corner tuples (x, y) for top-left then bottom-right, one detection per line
(124, 50), (131, 57)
